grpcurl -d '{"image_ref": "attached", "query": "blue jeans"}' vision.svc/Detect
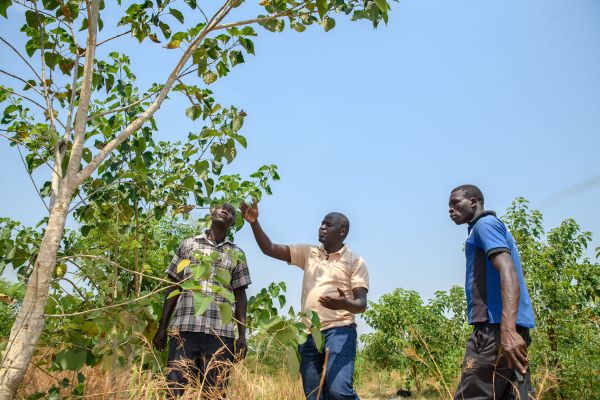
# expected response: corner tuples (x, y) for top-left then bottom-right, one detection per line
(299, 324), (359, 400)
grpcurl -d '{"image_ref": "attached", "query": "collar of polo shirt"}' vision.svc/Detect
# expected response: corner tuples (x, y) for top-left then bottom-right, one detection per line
(318, 244), (347, 261)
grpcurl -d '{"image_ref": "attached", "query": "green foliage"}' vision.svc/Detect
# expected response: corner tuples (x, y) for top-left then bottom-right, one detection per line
(503, 198), (600, 399)
(246, 282), (323, 376)
(362, 286), (469, 394)
(0, 279), (25, 338)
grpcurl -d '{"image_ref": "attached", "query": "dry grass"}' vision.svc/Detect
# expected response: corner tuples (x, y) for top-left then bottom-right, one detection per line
(17, 360), (441, 400)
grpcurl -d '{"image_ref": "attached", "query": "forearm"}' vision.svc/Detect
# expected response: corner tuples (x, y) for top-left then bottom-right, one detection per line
(158, 285), (179, 331)
(342, 297), (367, 314)
(234, 289), (247, 338)
(249, 220), (274, 255)
(499, 267), (520, 328)
(491, 253), (520, 329)
(249, 220), (290, 262)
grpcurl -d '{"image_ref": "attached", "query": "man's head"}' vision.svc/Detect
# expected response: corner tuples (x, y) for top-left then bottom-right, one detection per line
(210, 203), (236, 229)
(318, 212), (350, 247)
(448, 184), (484, 225)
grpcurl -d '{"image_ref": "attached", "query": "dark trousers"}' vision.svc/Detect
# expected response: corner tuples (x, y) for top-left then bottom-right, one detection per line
(454, 324), (535, 400)
(166, 331), (235, 397)
(299, 324), (359, 400)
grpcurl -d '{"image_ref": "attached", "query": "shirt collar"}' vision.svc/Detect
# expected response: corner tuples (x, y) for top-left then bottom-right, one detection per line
(194, 231), (233, 247)
(468, 210), (496, 230)
(318, 244), (347, 260)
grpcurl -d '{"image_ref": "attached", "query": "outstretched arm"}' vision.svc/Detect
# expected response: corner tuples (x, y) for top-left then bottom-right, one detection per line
(240, 200), (291, 262)
(490, 251), (528, 374)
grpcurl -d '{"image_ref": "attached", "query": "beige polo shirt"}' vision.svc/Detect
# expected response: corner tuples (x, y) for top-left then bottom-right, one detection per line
(289, 244), (369, 330)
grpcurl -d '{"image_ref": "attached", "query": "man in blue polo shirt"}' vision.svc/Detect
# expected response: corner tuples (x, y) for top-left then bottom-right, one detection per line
(449, 185), (535, 400)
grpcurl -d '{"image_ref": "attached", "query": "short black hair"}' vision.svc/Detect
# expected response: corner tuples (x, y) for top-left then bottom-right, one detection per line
(327, 212), (350, 236)
(451, 184), (484, 205)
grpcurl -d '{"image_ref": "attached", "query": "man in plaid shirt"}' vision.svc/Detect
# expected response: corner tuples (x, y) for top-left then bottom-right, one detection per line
(153, 203), (251, 397)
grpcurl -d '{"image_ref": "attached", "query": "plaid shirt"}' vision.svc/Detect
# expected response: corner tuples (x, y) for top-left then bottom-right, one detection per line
(166, 234), (251, 338)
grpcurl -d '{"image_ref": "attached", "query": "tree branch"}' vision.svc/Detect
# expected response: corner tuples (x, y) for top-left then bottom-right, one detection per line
(58, 254), (176, 286)
(75, 0), (236, 186)
(16, 146), (50, 212)
(0, 69), (44, 97)
(44, 284), (176, 317)
(86, 89), (160, 122)
(213, 12), (293, 30)
(0, 37), (44, 84)
(3, 88), (47, 111)
(64, 0), (101, 183)
(96, 29), (132, 47)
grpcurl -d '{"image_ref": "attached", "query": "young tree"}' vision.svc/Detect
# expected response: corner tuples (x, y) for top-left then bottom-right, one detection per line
(0, 0), (394, 397)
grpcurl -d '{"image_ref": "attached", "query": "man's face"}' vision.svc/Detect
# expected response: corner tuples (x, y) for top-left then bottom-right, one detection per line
(318, 214), (344, 245)
(211, 203), (236, 228)
(448, 190), (476, 225)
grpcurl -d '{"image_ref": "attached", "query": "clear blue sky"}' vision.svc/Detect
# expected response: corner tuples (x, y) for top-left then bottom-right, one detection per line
(1, 0), (599, 335)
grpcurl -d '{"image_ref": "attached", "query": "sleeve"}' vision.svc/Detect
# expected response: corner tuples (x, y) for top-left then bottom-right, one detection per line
(288, 244), (312, 270)
(231, 249), (252, 290)
(351, 256), (369, 290)
(166, 242), (187, 282)
(475, 217), (511, 257)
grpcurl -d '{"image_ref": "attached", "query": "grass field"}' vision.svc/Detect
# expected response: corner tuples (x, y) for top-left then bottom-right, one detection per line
(19, 359), (439, 399)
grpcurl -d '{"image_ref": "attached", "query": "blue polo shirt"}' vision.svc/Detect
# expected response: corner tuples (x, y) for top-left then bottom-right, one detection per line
(464, 212), (535, 328)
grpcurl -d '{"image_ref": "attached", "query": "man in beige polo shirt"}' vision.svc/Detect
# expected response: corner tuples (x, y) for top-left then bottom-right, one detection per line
(240, 201), (368, 400)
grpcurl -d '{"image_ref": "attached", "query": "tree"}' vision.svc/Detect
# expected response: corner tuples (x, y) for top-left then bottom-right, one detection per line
(0, 0), (395, 397)
(503, 198), (600, 399)
(362, 286), (469, 397)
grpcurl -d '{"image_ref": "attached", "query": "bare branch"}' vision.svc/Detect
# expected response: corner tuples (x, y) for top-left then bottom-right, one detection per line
(0, 37), (44, 84)
(96, 29), (132, 47)
(213, 12), (293, 30)
(16, 146), (50, 212)
(3, 87), (47, 111)
(44, 284), (176, 317)
(86, 89), (160, 122)
(0, 69), (44, 97)
(58, 254), (175, 285)
(33, 1), (58, 134)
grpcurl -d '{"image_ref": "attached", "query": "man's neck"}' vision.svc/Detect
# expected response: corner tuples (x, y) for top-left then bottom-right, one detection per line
(324, 242), (344, 254)
(206, 224), (227, 243)
(469, 207), (486, 224)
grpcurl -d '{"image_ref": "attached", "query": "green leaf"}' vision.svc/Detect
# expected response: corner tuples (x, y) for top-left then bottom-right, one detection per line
(193, 293), (214, 316)
(203, 71), (217, 85)
(53, 349), (87, 372)
(183, 176), (196, 190)
(82, 148), (92, 163)
(165, 39), (181, 49)
(177, 259), (190, 273)
(373, 0), (387, 13)
(190, 264), (207, 281)
(218, 302), (233, 324)
(169, 7), (184, 23)
(210, 284), (235, 302)
(320, 16), (335, 32)
(0, 0), (12, 18)
(316, 0), (327, 19)
(287, 345), (300, 377)
(311, 326), (324, 352)
(167, 289), (181, 299)
(214, 267), (231, 286)
(275, 325), (298, 345)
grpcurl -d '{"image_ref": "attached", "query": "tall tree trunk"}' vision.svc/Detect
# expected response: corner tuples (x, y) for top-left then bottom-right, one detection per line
(0, 187), (74, 399)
